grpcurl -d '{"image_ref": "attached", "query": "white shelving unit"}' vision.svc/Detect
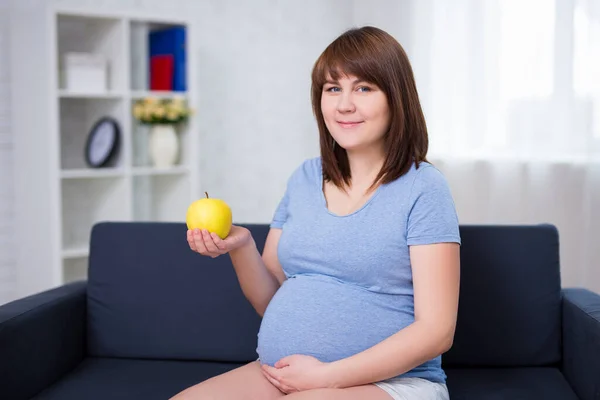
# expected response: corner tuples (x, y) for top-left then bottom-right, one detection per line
(10, 5), (200, 298)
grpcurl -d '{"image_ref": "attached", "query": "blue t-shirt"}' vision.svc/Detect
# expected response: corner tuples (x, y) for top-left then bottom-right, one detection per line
(256, 156), (461, 383)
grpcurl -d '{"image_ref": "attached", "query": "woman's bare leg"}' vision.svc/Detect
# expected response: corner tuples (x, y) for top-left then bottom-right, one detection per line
(170, 361), (285, 400)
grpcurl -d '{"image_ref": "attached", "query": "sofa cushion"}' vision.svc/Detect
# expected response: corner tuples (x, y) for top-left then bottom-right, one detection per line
(445, 367), (578, 400)
(87, 222), (267, 362)
(443, 225), (562, 367)
(31, 357), (243, 400)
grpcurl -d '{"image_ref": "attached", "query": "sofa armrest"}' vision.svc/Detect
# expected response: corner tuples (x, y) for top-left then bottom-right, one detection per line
(0, 281), (87, 400)
(562, 288), (600, 400)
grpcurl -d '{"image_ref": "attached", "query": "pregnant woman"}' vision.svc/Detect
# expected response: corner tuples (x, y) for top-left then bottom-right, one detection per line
(172, 26), (461, 400)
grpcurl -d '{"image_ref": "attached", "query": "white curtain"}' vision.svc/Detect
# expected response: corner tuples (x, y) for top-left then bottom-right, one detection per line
(408, 0), (600, 292)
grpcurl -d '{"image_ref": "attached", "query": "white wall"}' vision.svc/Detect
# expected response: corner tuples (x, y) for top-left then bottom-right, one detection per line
(0, 2), (16, 305)
(353, 0), (413, 51)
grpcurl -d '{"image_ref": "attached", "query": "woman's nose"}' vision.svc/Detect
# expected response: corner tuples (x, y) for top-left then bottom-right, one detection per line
(337, 93), (356, 113)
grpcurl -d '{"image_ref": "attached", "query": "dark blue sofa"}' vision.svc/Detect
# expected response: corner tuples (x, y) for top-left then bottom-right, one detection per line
(1, 222), (599, 399)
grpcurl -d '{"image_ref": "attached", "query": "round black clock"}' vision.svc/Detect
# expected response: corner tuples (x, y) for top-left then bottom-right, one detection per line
(85, 117), (120, 168)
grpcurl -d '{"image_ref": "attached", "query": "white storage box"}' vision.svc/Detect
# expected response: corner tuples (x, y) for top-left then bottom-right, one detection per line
(62, 52), (108, 93)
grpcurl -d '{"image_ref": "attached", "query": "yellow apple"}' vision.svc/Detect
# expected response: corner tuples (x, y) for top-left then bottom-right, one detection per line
(186, 192), (232, 239)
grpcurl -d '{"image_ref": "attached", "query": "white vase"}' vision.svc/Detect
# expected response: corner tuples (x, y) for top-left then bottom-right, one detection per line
(149, 124), (179, 168)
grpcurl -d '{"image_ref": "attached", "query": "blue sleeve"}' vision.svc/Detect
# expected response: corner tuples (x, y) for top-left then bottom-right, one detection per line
(406, 165), (461, 246)
(270, 187), (289, 229)
(270, 157), (316, 229)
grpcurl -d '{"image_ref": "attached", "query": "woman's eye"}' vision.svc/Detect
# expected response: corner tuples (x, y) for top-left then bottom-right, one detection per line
(324, 86), (372, 93)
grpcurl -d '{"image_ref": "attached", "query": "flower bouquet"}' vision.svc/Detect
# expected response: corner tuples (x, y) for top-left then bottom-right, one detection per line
(131, 96), (194, 168)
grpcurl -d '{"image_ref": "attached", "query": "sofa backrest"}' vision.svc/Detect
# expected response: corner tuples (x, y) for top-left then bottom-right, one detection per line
(86, 222), (267, 362)
(87, 222), (562, 367)
(443, 224), (562, 367)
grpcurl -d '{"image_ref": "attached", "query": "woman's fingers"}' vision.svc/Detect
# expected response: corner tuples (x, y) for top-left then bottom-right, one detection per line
(193, 229), (209, 254)
(188, 228), (230, 258)
(260, 369), (290, 394)
(202, 230), (220, 255)
(187, 230), (197, 252)
(210, 232), (228, 251)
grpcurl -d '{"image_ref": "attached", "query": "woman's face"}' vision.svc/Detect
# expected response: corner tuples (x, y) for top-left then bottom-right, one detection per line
(321, 74), (390, 153)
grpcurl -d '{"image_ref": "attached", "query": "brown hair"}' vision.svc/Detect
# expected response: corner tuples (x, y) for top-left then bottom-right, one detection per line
(311, 26), (429, 193)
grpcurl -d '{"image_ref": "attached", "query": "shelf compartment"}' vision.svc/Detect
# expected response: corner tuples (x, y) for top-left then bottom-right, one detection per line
(133, 174), (189, 222)
(59, 97), (125, 170)
(131, 119), (190, 168)
(57, 14), (125, 92)
(129, 20), (187, 92)
(61, 177), (129, 251)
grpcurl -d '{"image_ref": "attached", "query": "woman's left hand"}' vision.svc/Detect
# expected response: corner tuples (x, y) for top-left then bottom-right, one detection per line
(260, 354), (334, 394)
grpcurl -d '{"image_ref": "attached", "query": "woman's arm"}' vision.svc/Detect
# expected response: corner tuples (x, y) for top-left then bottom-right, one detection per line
(325, 242), (460, 388)
(193, 226), (286, 317)
(228, 227), (287, 317)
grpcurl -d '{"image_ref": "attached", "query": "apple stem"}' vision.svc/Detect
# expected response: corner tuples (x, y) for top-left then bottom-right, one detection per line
(205, 191), (209, 199)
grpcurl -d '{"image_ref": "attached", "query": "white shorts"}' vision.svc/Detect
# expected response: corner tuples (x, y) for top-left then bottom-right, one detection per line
(373, 377), (450, 400)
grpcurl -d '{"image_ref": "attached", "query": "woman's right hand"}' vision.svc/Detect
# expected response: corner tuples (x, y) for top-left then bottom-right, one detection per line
(187, 225), (252, 258)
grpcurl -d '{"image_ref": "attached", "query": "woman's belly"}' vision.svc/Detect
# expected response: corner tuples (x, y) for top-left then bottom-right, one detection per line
(256, 274), (415, 366)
